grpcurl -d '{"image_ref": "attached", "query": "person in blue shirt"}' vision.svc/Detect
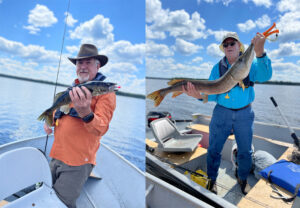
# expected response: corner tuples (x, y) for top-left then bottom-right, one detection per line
(182, 32), (272, 195)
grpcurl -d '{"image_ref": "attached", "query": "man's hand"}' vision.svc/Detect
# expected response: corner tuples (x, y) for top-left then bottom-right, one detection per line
(182, 82), (203, 99)
(44, 123), (53, 135)
(252, 32), (266, 57)
(69, 86), (92, 118)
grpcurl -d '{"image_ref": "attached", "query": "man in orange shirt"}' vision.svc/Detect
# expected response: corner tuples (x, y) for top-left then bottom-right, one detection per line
(44, 44), (116, 208)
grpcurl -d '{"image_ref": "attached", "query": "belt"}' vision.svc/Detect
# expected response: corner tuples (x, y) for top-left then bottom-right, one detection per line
(229, 103), (251, 111)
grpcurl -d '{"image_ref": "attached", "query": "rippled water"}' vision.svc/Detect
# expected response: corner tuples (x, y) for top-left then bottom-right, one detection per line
(146, 78), (300, 128)
(0, 77), (145, 171)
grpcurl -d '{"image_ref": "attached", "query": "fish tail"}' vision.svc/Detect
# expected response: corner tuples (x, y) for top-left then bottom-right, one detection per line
(37, 109), (53, 127)
(147, 90), (166, 107)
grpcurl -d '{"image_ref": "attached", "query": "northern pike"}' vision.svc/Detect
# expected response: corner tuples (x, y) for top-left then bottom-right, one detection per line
(38, 81), (119, 126)
(147, 43), (255, 107)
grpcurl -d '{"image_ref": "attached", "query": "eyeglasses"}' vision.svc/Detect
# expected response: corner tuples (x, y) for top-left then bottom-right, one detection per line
(223, 41), (236, 48)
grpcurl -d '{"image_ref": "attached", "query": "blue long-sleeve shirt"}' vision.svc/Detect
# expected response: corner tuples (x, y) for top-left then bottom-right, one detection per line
(205, 55), (272, 109)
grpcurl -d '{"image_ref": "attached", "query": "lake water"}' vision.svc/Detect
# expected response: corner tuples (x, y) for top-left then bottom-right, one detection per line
(146, 78), (300, 128)
(0, 77), (145, 171)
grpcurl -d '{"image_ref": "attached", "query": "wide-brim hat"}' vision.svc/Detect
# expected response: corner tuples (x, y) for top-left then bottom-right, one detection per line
(68, 44), (108, 67)
(219, 32), (245, 53)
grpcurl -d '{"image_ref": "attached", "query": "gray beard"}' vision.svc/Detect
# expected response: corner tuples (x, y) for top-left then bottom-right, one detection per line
(78, 74), (89, 83)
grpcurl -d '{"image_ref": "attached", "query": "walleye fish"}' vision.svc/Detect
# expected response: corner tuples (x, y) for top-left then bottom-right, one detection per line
(147, 43), (255, 107)
(38, 81), (119, 126)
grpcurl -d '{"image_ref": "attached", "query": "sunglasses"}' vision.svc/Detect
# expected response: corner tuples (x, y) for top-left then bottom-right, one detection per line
(223, 41), (236, 48)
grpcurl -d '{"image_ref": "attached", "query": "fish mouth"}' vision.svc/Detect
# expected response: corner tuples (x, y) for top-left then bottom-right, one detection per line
(111, 85), (121, 91)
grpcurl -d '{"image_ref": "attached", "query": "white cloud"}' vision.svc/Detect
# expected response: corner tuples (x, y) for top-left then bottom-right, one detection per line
(173, 38), (202, 55)
(277, 0), (300, 12)
(269, 42), (300, 58)
(146, 40), (174, 57)
(103, 40), (145, 65)
(192, 57), (203, 63)
(271, 61), (300, 82)
(276, 11), (300, 42)
(146, 0), (207, 40)
(65, 45), (79, 55)
(238, 20), (256, 33)
(23, 4), (57, 34)
(237, 15), (270, 32)
(0, 36), (60, 63)
(206, 43), (224, 58)
(69, 14), (114, 47)
(255, 15), (271, 29)
(208, 29), (232, 42)
(146, 57), (213, 79)
(65, 12), (78, 27)
(243, 0), (272, 8)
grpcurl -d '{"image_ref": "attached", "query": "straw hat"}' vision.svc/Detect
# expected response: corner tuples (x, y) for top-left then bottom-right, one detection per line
(219, 32), (245, 53)
(68, 44), (108, 67)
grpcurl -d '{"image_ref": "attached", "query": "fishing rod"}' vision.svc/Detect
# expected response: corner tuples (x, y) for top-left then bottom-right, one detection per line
(270, 96), (300, 150)
(43, 0), (71, 156)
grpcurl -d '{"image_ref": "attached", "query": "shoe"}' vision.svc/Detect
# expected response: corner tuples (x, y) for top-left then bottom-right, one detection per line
(206, 179), (217, 194)
(238, 178), (251, 195)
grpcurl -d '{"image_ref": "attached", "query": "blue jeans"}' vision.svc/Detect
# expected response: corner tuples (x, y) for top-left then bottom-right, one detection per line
(207, 104), (254, 181)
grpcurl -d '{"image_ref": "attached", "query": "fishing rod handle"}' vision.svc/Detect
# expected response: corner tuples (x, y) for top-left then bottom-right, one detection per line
(270, 96), (278, 107)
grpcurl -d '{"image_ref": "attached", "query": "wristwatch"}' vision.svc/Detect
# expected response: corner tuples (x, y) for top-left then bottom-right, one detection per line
(82, 112), (94, 123)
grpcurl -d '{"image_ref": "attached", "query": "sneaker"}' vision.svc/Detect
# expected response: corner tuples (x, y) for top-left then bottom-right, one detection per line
(238, 178), (251, 195)
(206, 179), (217, 194)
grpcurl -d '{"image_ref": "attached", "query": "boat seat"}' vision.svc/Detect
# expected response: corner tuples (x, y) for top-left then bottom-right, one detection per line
(0, 147), (66, 208)
(150, 118), (202, 152)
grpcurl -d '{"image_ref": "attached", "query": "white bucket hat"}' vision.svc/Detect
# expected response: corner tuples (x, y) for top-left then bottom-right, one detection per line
(219, 32), (245, 53)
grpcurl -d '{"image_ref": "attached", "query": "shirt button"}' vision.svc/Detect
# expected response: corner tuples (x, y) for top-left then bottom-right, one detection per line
(85, 158), (88, 162)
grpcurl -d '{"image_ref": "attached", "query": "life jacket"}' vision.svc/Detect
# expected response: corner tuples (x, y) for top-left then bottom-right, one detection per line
(54, 72), (106, 121)
(219, 56), (254, 88)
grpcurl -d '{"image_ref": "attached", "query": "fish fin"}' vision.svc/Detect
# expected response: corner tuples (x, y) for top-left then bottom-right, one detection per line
(53, 91), (66, 103)
(172, 92), (183, 98)
(168, 79), (184, 86)
(60, 104), (70, 114)
(37, 109), (54, 127)
(147, 90), (165, 107)
(202, 94), (208, 103)
(239, 81), (245, 91)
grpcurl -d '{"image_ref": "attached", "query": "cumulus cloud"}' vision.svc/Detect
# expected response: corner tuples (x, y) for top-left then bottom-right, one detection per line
(276, 1), (300, 43)
(69, 14), (114, 47)
(243, 0), (272, 8)
(237, 14), (271, 32)
(173, 38), (202, 55)
(192, 57), (203, 63)
(65, 12), (78, 27)
(269, 42), (300, 58)
(208, 29), (232, 42)
(102, 40), (145, 65)
(146, 0), (207, 40)
(271, 61), (300, 82)
(146, 40), (174, 57)
(23, 4), (57, 34)
(206, 43), (224, 58)
(0, 36), (60, 63)
(146, 57), (213, 78)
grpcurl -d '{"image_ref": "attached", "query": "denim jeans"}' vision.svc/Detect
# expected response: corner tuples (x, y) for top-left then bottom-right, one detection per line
(207, 104), (254, 181)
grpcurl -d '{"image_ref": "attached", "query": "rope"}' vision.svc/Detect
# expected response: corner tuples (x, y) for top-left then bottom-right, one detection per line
(43, 0), (71, 156)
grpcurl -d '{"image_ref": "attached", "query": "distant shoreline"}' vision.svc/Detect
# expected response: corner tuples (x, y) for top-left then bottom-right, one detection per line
(146, 76), (300, 86)
(0, 73), (145, 99)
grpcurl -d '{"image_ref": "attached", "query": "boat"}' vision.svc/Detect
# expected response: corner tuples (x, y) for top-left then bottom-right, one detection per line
(0, 135), (145, 208)
(146, 113), (300, 208)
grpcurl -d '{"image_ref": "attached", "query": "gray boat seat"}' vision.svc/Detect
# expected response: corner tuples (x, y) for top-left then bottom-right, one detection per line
(150, 118), (202, 152)
(0, 147), (66, 208)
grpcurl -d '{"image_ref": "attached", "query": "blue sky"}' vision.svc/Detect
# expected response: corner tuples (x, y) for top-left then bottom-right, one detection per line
(0, 0), (145, 94)
(146, 0), (300, 82)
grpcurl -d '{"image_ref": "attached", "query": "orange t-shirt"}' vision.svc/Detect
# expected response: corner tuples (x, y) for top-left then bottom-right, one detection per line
(49, 92), (116, 166)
